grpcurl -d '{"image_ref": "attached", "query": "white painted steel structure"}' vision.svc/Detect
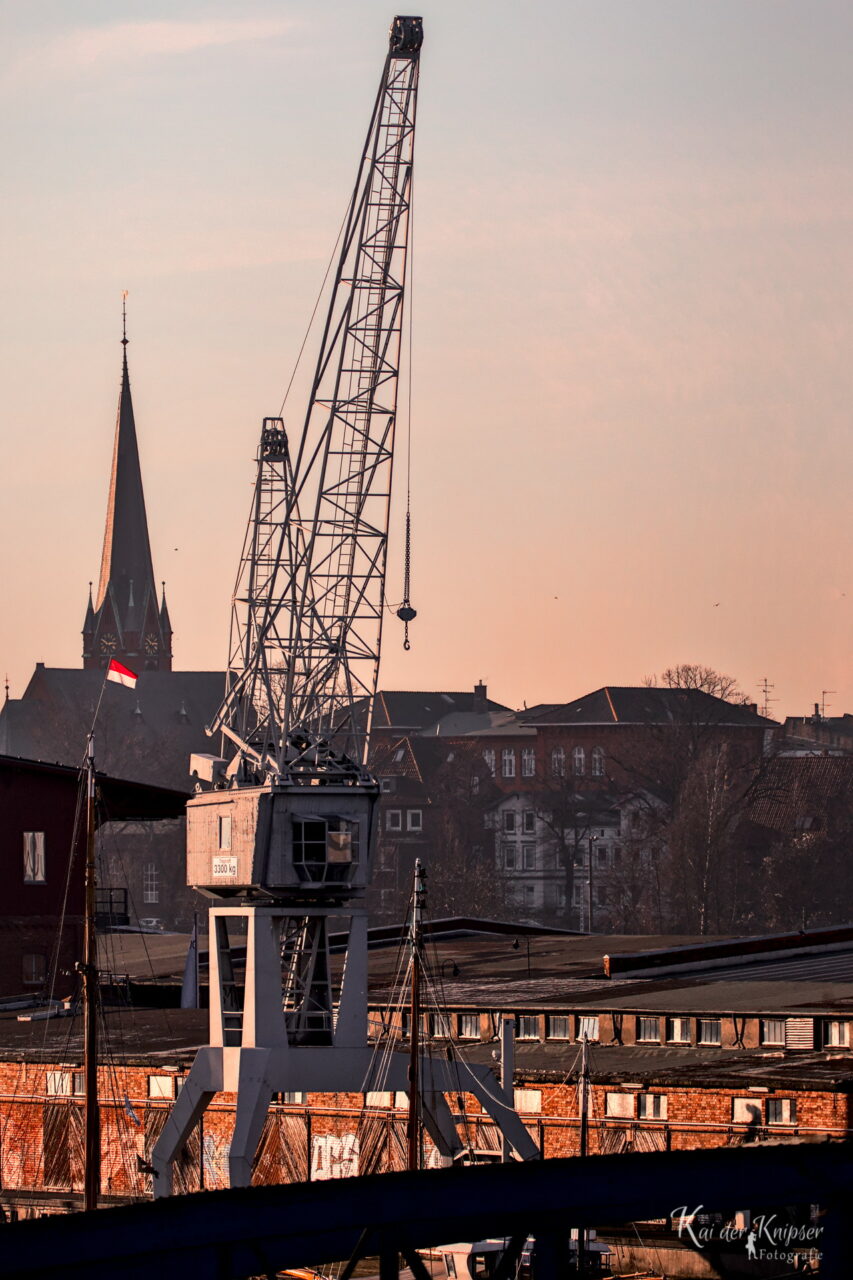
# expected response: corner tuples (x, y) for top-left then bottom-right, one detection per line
(152, 16), (538, 1196)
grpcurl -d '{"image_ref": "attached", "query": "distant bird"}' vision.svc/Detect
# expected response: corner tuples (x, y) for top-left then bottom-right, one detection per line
(713, 602), (720, 607)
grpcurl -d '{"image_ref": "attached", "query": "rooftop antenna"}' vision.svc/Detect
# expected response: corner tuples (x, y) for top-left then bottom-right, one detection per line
(758, 677), (776, 719)
(821, 690), (836, 718)
(121, 290), (128, 347)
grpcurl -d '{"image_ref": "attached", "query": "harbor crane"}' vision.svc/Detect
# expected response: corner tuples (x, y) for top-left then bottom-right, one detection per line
(152, 15), (537, 1195)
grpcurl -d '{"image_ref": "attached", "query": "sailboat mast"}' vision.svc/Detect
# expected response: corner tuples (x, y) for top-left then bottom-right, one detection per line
(577, 1032), (590, 1273)
(82, 733), (100, 1211)
(406, 860), (425, 1172)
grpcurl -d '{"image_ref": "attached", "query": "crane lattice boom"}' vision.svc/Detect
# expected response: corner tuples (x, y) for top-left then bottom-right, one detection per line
(211, 16), (422, 781)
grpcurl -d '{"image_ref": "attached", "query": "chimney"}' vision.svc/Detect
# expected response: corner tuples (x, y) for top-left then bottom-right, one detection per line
(473, 681), (488, 713)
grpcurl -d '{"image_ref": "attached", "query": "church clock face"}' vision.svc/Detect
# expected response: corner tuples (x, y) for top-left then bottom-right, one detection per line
(100, 633), (118, 654)
(144, 633), (159, 656)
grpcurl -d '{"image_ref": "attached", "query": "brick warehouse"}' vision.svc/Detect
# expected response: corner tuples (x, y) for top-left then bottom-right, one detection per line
(0, 1021), (850, 1216)
(5, 923), (853, 1214)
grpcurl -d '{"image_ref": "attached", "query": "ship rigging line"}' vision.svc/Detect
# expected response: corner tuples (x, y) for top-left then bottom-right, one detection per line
(277, 200), (353, 420)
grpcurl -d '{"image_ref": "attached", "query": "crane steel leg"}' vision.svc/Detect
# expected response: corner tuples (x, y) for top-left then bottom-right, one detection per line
(228, 1051), (275, 1187)
(151, 1048), (222, 1196)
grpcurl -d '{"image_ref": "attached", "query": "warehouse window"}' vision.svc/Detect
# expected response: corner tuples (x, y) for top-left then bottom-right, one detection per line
(638, 1093), (668, 1120)
(667, 1017), (691, 1044)
(766, 1098), (796, 1125)
(591, 746), (605, 777)
(732, 1097), (762, 1124)
(516, 1015), (539, 1040)
(503, 845), (517, 870)
(550, 747), (565, 778)
(547, 1016), (571, 1040)
(522, 844), (536, 871)
(483, 749), (496, 777)
(458, 1014), (480, 1040)
(522, 810), (536, 833)
(513, 1089), (541, 1114)
(23, 832), (46, 883)
(761, 1019), (786, 1046)
(218, 814), (232, 851)
(605, 1092), (634, 1118)
(407, 810), (422, 832)
(572, 747), (586, 776)
(143, 863), (159, 904)
(698, 1018), (721, 1045)
(577, 1016), (599, 1042)
(148, 1075), (175, 1100)
(46, 1071), (71, 1097)
(637, 1016), (660, 1043)
(503, 811), (517, 833)
(521, 748), (536, 777)
(501, 749), (516, 778)
(386, 810), (402, 831)
(821, 1019), (849, 1048)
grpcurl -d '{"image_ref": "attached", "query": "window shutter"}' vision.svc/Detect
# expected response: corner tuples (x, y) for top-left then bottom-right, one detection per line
(785, 1017), (815, 1050)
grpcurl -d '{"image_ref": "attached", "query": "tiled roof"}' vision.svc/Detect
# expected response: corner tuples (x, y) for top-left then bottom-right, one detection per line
(748, 754), (853, 832)
(0, 666), (224, 791)
(522, 686), (777, 728)
(374, 689), (510, 731)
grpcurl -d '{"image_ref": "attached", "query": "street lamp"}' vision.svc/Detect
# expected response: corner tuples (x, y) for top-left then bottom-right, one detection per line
(587, 833), (598, 933)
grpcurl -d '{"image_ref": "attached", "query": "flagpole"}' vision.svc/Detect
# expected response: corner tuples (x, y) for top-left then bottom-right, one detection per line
(82, 731), (100, 1212)
(79, 657), (138, 1212)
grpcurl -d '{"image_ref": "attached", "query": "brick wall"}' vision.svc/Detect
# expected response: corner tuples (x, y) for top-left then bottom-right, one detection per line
(0, 1057), (848, 1216)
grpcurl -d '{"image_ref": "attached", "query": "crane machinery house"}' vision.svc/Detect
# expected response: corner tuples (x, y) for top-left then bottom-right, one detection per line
(187, 781), (375, 893)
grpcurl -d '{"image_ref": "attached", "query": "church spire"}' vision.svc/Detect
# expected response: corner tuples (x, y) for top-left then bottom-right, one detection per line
(83, 297), (172, 672)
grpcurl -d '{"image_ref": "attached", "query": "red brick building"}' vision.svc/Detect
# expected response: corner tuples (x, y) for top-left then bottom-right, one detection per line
(0, 755), (187, 996)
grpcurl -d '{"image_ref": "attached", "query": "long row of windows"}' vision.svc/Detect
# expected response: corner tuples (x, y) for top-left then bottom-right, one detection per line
(46, 1070), (178, 1100)
(388, 1011), (848, 1052)
(512, 1014), (724, 1045)
(605, 1092), (797, 1126)
(482, 746), (607, 779)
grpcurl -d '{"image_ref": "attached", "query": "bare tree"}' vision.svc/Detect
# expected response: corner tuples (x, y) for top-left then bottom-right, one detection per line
(643, 663), (745, 704)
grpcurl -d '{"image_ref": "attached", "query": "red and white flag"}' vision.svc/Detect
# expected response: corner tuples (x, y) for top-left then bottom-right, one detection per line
(107, 658), (138, 690)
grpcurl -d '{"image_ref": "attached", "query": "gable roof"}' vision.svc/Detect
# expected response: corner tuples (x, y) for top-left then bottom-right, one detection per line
(0, 666), (224, 791)
(521, 686), (777, 729)
(373, 689), (510, 733)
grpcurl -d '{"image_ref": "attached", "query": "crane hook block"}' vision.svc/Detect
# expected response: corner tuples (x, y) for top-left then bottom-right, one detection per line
(397, 604), (417, 624)
(390, 16), (423, 55)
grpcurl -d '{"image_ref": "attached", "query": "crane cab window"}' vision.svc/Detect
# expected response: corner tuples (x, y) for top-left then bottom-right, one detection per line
(293, 817), (359, 883)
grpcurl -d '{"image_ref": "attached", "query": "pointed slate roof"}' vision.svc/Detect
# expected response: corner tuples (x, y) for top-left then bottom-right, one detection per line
(84, 316), (172, 672)
(95, 340), (156, 618)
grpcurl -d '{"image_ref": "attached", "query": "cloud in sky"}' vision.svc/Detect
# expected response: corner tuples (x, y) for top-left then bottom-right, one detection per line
(4, 17), (296, 84)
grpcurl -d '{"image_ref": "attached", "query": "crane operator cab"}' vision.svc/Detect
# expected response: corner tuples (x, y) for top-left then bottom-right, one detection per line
(186, 781), (377, 900)
(187, 754), (377, 900)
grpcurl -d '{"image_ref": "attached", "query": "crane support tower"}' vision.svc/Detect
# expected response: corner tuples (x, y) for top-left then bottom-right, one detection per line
(152, 16), (538, 1195)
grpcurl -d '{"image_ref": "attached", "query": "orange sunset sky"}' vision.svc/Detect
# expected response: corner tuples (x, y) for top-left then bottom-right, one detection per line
(1, 1), (852, 719)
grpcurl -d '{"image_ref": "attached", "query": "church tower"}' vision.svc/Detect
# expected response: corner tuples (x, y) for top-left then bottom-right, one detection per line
(83, 303), (172, 672)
